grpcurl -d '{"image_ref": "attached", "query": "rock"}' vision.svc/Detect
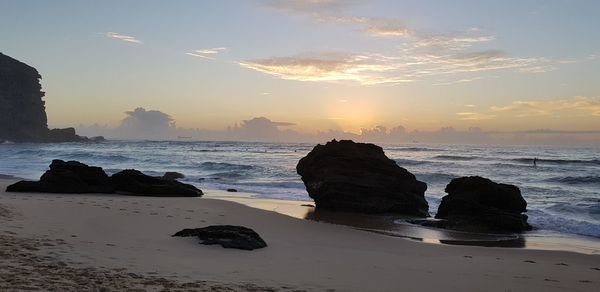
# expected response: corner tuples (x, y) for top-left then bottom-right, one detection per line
(226, 188), (237, 192)
(434, 176), (531, 232)
(161, 171), (185, 180)
(296, 140), (428, 216)
(0, 52), (102, 143)
(172, 225), (267, 250)
(110, 169), (202, 197)
(6, 160), (114, 193)
(0, 52), (48, 142)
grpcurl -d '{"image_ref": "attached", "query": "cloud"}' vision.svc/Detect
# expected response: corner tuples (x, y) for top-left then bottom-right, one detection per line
(266, 0), (357, 14)
(490, 96), (600, 117)
(120, 107), (175, 131)
(240, 50), (548, 85)
(186, 47), (227, 60)
(456, 112), (496, 121)
(105, 32), (142, 44)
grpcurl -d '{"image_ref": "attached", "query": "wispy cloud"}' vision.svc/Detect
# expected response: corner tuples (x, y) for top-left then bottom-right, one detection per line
(490, 96), (600, 117)
(105, 32), (142, 44)
(456, 112), (496, 121)
(258, 1), (550, 85)
(186, 47), (227, 60)
(240, 50), (549, 85)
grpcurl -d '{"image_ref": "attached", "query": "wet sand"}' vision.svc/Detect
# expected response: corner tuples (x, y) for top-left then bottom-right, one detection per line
(1, 178), (599, 291)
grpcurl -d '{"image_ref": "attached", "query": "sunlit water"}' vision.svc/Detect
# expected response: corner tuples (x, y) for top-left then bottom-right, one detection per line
(0, 140), (599, 239)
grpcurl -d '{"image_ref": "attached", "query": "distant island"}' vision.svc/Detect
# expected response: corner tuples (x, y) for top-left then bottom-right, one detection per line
(0, 52), (103, 143)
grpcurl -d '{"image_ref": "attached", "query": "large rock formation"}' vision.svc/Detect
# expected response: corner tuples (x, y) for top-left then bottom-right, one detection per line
(6, 160), (202, 197)
(0, 53), (101, 142)
(6, 160), (114, 193)
(434, 176), (531, 232)
(172, 225), (267, 250)
(296, 140), (429, 216)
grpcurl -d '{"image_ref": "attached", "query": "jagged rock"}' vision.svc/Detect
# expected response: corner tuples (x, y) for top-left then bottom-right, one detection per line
(110, 169), (202, 197)
(296, 140), (429, 216)
(434, 176), (531, 232)
(161, 172), (185, 180)
(226, 188), (237, 192)
(0, 53), (103, 143)
(172, 225), (267, 250)
(6, 160), (114, 193)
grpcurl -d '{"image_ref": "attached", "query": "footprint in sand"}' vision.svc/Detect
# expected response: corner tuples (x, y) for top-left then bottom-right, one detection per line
(544, 279), (559, 282)
(133, 211), (140, 214)
(167, 215), (174, 218)
(555, 263), (568, 266)
(106, 243), (116, 247)
(150, 212), (158, 215)
(578, 280), (592, 283)
(103, 206), (110, 209)
(463, 255), (472, 258)
(523, 260), (536, 263)
(513, 276), (531, 279)
(186, 210), (194, 213)
(591, 267), (600, 271)
(159, 206), (165, 209)
(119, 208), (127, 211)
(184, 217), (192, 220)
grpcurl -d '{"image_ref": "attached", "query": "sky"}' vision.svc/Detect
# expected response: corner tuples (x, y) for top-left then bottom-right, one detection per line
(1, 0), (599, 140)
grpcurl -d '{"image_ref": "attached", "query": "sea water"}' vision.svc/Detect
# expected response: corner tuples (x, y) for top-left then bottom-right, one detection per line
(1, 140), (599, 239)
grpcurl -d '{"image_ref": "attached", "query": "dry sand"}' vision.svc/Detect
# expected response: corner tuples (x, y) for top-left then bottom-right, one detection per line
(0, 178), (599, 291)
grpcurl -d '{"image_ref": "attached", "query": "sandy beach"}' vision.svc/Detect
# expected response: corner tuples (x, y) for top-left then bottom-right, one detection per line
(0, 178), (599, 291)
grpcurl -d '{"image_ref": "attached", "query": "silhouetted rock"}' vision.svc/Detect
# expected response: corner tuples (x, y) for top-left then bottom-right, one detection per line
(0, 53), (48, 142)
(226, 188), (237, 192)
(6, 160), (114, 193)
(172, 225), (267, 250)
(434, 176), (531, 232)
(110, 169), (202, 197)
(0, 53), (103, 143)
(162, 171), (185, 180)
(296, 140), (429, 216)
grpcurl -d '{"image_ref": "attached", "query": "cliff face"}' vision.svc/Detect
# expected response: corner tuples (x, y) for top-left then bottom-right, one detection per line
(0, 53), (100, 142)
(0, 53), (49, 141)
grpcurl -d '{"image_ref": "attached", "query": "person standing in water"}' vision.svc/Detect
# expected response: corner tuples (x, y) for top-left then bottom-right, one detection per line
(533, 157), (538, 167)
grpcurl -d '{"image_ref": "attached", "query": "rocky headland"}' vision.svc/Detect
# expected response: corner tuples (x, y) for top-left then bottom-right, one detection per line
(0, 52), (102, 143)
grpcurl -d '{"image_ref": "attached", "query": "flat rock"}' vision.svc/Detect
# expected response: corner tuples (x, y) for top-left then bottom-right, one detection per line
(172, 225), (267, 250)
(110, 169), (202, 197)
(296, 140), (428, 216)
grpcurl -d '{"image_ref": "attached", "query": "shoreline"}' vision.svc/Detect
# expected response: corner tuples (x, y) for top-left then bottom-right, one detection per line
(1, 178), (600, 291)
(204, 189), (600, 255)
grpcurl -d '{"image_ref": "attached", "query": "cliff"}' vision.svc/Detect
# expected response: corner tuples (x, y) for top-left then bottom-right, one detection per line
(0, 53), (102, 142)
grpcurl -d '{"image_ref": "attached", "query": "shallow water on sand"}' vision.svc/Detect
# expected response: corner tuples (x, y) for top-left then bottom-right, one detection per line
(0, 140), (599, 240)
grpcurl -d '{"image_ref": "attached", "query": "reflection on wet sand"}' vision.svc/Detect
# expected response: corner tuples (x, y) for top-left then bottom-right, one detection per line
(205, 190), (599, 254)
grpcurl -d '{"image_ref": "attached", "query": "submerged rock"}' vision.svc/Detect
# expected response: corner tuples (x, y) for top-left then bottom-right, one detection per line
(110, 169), (202, 197)
(6, 160), (114, 193)
(296, 140), (428, 216)
(161, 171), (185, 180)
(172, 225), (267, 250)
(434, 176), (531, 232)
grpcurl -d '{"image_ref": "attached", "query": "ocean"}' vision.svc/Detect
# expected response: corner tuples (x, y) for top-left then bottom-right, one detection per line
(1, 140), (599, 239)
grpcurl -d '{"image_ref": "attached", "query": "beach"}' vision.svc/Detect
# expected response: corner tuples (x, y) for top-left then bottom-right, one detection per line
(1, 178), (598, 291)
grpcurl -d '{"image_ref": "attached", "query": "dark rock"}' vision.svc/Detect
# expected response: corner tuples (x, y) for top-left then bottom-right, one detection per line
(434, 176), (531, 232)
(226, 188), (237, 192)
(110, 169), (202, 197)
(6, 159), (114, 193)
(162, 171), (185, 180)
(296, 140), (428, 216)
(172, 225), (267, 250)
(0, 52), (48, 142)
(0, 53), (102, 143)
(301, 204), (315, 207)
